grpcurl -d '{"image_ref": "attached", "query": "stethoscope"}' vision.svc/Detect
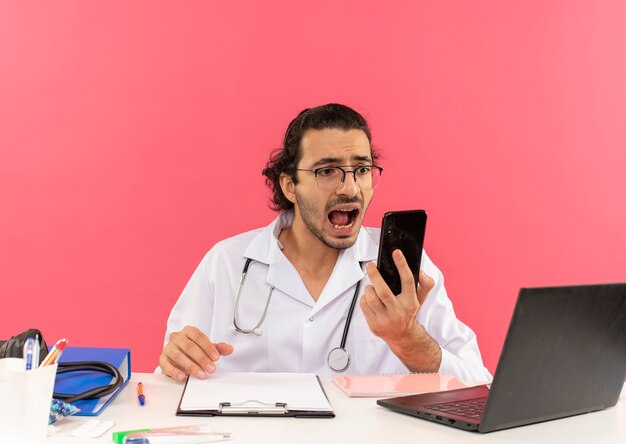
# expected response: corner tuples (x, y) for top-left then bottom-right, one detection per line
(233, 258), (363, 372)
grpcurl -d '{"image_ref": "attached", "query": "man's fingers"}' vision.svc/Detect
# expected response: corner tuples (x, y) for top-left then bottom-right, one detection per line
(183, 326), (221, 362)
(215, 342), (234, 357)
(162, 340), (210, 379)
(359, 290), (377, 320)
(365, 262), (398, 306)
(161, 327), (236, 382)
(179, 329), (219, 373)
(391, 249), (417, 296)
(159, 353), (187, 382)
(360, 284), (386, 314)
(165, 327), (222, 378)
(416, 270), (435, 305)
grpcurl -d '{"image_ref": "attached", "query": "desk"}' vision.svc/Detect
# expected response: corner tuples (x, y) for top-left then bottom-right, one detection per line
(49, 373), (625, 444)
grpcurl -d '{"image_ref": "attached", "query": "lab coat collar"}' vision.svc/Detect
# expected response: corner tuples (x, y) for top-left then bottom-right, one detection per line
(242, 211), (379, 309)
(242, 211), (294, 265)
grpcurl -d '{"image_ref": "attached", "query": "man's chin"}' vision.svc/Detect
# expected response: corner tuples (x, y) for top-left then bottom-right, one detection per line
(321, 232), (359, 250)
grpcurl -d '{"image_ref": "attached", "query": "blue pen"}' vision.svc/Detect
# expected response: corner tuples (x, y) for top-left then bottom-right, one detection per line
(23, 335), (40, 371)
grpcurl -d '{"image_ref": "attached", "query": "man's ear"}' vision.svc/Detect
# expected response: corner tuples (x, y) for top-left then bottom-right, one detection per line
(279, 173), (296, 204)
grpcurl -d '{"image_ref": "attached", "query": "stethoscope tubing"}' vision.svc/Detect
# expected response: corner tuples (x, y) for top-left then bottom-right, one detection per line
(232, 258), (363, 371)
(340, 279), (361, 349)
(233, 258), (275, 335)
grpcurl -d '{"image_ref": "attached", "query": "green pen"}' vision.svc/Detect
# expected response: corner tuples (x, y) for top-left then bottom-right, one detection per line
(112, 425), (219, 444)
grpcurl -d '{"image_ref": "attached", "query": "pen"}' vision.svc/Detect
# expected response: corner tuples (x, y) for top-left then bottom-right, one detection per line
(41, 338), (68, 366)
(137, 382), (145, 406)
(123, 432), (231, 444)
(23, 335), (40, 370)
(124, 434), (230, 444)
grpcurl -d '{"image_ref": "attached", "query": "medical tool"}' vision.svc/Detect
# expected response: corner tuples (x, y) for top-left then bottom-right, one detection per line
(233, 258), (364, 372)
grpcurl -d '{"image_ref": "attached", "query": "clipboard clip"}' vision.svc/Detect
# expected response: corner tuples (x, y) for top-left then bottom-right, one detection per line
(219, 400), (288, 415)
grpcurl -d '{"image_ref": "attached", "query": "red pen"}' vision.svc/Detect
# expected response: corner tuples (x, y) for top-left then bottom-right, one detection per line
(137, 382), (145, 406)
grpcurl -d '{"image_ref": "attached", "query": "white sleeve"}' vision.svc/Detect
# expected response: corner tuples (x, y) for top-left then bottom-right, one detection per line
(155, 251), (216, 373)
(418, 252), (493, 383)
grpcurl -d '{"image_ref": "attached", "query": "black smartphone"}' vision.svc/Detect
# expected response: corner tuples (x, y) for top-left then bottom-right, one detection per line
(376, 210), (427, 295)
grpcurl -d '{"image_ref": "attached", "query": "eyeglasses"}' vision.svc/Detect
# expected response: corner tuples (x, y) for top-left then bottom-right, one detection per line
(296, 165), (383, 192)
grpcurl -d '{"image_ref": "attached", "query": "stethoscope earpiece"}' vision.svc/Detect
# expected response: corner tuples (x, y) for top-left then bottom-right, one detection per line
(253, 327), (263, 336)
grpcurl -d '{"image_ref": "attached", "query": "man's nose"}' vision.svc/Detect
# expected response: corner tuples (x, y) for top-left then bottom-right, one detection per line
(336, 171), (360, 195)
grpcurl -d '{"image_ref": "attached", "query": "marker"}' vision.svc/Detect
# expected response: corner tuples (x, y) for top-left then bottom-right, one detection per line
(112, 425), (227, 444)
(137, 382), (145, 406)
(41, 338), (68, 366)
(23, 335), (40, 370)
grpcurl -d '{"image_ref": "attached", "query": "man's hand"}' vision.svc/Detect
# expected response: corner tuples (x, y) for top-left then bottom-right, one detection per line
(159, 326), (234, 382)
(359, 249), (442, 372)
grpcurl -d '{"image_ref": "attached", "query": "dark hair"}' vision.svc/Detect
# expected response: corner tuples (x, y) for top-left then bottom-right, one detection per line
(262, 103), (379, 212)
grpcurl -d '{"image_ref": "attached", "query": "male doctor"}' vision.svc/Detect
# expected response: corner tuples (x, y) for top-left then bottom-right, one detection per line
(160, 103), (492, 382)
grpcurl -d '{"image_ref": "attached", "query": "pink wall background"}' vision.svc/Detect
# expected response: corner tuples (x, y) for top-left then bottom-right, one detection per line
(1, 1), (625, 373)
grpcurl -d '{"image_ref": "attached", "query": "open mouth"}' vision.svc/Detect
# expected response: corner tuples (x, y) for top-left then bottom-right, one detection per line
(327, 207), (360, 230)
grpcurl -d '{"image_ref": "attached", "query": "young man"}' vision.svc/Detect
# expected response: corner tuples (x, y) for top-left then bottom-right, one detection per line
(160, 104), (491, 382)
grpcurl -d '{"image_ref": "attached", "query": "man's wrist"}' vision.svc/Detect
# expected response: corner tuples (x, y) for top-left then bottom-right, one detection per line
(388, 324), (442, 373)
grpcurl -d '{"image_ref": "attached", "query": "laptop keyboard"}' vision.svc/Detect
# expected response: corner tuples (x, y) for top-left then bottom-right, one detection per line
(425, 397), (487, 420)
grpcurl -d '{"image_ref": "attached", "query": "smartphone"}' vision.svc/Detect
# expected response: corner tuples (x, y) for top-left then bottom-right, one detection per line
(376, 210), (427, 295)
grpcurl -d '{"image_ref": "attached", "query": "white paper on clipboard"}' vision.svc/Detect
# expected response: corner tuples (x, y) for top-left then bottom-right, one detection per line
(179, 372), (333, 413)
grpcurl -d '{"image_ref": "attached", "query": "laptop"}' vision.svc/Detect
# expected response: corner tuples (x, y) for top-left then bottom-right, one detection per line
(377, 283), (626, 433)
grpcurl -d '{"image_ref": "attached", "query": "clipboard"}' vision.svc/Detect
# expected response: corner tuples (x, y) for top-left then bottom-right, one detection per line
(176, 372), (335, 418)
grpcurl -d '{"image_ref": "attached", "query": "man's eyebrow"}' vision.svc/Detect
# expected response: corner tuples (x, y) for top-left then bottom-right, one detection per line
(352, 155), (372, 163)
(310, 157), (342, 168)
(310, 155), (372, 168)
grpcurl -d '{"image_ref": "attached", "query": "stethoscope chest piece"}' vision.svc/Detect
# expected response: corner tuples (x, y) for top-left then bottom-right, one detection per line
(327, 346), (350, 372)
